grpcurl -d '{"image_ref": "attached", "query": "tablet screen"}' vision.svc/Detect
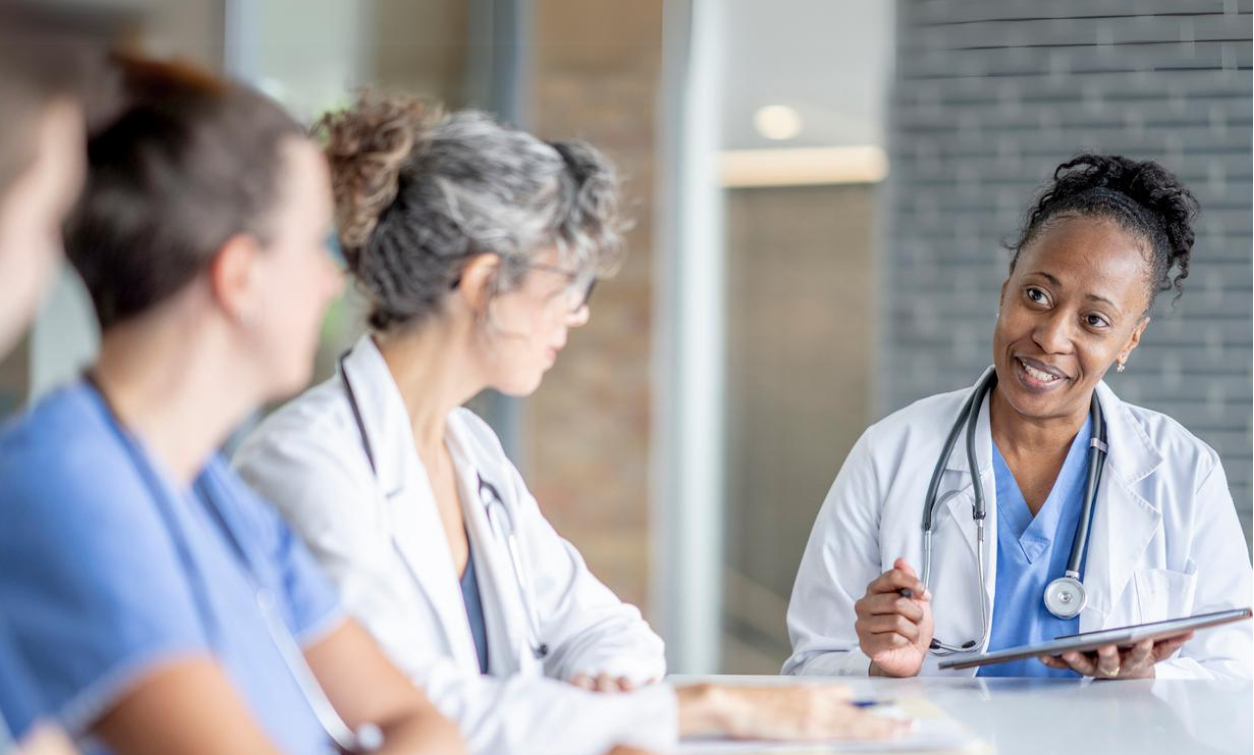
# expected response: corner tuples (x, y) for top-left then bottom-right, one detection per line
(936, 607), (1252, 671)
(1053, 608), (1250, 645)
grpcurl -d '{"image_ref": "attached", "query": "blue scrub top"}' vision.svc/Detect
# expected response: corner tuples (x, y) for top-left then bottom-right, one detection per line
(978, 415), (1092, 678)
(0, 614), (46, 744)
(0, 383), (344, 753)
(460, 546), (491, 675)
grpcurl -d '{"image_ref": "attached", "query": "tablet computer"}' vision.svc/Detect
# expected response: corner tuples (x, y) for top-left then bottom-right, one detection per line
(936, 607), (1252, 671)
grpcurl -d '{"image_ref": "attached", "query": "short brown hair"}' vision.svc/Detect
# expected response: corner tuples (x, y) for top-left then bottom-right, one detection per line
(64, 56), (306, 330)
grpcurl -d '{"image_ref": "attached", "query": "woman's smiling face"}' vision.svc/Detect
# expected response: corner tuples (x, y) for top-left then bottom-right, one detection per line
(993, 214), (1153, 422)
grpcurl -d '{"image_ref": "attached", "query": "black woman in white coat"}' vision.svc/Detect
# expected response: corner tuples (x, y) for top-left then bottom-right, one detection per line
(784, 155), (1253, 681)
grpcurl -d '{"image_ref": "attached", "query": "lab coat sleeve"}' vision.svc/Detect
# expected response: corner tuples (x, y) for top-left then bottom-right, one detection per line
(1154, 453), (1253, 680)
(234, 429), (679, 755)
(419, 665), (678, 755)
(782, 428), (882, 677)
(506, 466), (668, 684)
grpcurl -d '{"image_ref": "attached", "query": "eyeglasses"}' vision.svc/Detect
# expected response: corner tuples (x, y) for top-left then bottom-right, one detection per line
(450, 257), (598, 314)
(527, 262), (597, 314)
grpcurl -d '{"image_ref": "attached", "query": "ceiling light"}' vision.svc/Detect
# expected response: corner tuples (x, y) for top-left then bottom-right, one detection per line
(754, 105), (803, 140)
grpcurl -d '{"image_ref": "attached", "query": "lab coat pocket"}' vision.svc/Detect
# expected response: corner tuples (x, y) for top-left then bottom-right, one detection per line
(1133, 561), (1198, 623)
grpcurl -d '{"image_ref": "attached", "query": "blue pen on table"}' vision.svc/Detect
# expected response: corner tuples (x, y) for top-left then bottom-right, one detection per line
(851, 699), (892, 708)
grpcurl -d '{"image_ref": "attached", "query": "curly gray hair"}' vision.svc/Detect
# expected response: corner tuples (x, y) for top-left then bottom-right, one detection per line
(319, 94), (627, 331)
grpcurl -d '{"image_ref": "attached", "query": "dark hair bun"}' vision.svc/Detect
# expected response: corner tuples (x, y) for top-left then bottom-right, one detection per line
(317, 93), (441, 261)
(549, 140), (627, 277)
(1014, 153), (1200, 306)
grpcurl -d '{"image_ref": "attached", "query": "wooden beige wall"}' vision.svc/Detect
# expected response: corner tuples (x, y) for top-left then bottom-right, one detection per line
(523, 0), (665, 613)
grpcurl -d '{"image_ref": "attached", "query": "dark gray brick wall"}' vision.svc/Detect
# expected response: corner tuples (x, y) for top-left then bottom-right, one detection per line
(882, 1), (1253, 540)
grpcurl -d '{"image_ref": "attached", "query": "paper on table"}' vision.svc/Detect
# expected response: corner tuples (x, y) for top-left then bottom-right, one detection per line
(677, 697), (989, 754)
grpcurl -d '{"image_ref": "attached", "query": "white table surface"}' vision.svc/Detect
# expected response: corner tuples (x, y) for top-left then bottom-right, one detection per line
(669, 675), (1253, 755)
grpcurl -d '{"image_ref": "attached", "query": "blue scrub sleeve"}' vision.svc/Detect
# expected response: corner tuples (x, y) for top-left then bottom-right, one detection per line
(277, 522), (345, 645)
(203, 459), (343, 646)
(0, 442), (210, 736)
(0, 617), (46, 742)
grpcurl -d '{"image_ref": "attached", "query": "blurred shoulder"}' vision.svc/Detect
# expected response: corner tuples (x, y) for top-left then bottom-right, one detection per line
(0, 383), (142, 509)
(0, 384), (179, 572)
(862, 383), (972, 449)
(236, 375), (355, 459)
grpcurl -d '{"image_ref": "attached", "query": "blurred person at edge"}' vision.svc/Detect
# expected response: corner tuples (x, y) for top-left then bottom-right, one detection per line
(0, 3), (92, 360)
(0, 4), (96, 754)
(233, 93), (909, 755)
(0, 58), (465, 755)
(785, 155), (1253, 681)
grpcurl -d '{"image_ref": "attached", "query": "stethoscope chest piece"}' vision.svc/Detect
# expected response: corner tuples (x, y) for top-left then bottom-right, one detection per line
(1043, 574), (1087, 619)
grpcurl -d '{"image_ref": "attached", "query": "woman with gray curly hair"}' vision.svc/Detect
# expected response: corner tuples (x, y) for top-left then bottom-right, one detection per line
(234, 94), (906, 755)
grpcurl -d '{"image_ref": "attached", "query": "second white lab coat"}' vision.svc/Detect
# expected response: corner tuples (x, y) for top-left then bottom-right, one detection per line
(234, 336), (675, 755)
(783, 368), (1253, 679)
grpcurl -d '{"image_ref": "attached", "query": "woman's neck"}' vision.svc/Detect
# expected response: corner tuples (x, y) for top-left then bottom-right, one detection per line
(374, 323), (484, 460)
(91, 308), (261, 487)
(988, 385), (1090, 461)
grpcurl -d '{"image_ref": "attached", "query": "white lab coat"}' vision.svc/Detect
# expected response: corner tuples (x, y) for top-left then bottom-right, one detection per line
(233, 336), (676, 755)
(784, 368), (1253, 680)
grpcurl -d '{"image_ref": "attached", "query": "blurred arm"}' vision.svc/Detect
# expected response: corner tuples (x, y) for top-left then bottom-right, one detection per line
(304, 620), (465, 755)
(92, 658), (283, 755)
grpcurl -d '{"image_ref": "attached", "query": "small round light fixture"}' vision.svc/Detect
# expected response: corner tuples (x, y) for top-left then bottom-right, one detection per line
(754, 105), (803, 140)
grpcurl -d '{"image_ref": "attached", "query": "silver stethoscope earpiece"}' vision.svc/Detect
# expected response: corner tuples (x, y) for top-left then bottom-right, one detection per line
(339, 353), (549, 663)
(920, 370), (1107, 654)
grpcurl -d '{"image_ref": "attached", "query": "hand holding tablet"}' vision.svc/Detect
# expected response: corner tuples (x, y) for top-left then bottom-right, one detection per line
(1037, 632), (1195, 678)
(936, 608), (1253, 675)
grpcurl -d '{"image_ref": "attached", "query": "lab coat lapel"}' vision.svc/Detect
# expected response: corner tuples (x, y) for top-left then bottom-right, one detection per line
(1079, 382), (1164, 630)
(341, 336), (480, 670)
(445, 414), (536, 676)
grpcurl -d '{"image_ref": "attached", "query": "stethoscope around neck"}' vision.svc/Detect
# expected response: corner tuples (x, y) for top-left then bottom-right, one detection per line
(84, 373), (382, 754)
(921, 369), (1108, 655)
(338, 353), (549, 661)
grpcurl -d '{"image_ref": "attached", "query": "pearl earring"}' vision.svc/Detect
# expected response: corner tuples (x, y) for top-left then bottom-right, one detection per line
(1116, 361), (1126, 373)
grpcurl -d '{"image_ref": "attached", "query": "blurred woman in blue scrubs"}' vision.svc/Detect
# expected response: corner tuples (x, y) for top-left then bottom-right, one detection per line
(0, 57), (464, 754)
(0, 5), (93, 753)
(785, 154), (1253, 680)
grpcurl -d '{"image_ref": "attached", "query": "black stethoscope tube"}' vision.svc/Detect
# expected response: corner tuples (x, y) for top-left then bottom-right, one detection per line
(1070, 399), (1107, 578)
(922, 385), (983, 532)
(922, 370), (1109, 651)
